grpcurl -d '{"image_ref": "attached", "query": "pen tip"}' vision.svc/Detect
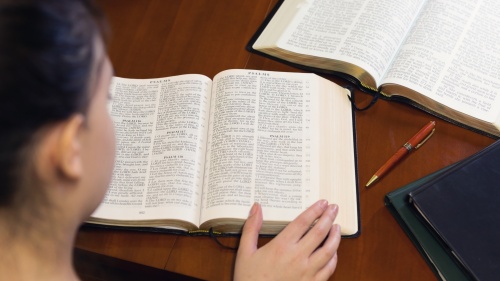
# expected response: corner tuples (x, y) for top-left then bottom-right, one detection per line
(365, 175), (378, 187)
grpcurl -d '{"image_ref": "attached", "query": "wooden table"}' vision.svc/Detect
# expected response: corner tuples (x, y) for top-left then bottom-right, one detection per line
(75, 0), (495, 280)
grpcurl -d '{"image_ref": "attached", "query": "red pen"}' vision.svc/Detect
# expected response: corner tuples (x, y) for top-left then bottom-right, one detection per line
(366, 121), (436, 187)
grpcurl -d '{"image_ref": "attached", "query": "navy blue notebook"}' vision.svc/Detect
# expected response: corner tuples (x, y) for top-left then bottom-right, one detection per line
(409, 140), (500, 281)
(385, 163), (472, 281)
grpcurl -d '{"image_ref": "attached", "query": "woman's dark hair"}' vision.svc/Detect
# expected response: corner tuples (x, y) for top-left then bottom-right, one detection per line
(0, 0), (106, 206)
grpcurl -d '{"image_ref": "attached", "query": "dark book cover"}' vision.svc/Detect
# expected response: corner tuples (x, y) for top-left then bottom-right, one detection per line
(409, 140), (500, 281)
(385, 163), (472, 281)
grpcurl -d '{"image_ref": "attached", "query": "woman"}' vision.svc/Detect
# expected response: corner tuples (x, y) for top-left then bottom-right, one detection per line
(0, 0), (341, 280)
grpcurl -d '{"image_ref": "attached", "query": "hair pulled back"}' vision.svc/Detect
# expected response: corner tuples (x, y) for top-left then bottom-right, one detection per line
(0, 0), (105, 206)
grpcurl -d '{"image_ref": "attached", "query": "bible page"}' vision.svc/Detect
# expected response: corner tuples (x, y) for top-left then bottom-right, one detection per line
(91, 74), (211, 230)
(253, 0), (426, 88)
(199, 70), (357, 235)
(382, 0), (500, 125)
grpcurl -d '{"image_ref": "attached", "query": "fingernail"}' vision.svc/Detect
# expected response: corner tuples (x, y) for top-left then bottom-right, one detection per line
(318, 199), (328, 209)
(248, 202), (259, 217)
(334, 224), (341, 233)
(331, 204), (339, 214)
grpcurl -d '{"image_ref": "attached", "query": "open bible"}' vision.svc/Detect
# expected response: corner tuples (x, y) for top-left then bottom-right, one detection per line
(249, 0), (500, 137)
(88, 69), (359, 237)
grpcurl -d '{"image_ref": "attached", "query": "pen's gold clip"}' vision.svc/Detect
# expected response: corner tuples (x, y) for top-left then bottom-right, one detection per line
(415, 128), (435, 149)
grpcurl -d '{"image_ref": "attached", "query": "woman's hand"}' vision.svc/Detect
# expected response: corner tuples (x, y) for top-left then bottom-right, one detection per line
(234, 200), (341, 281)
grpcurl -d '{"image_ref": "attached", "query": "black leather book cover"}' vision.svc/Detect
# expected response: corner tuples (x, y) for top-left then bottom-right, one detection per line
(409, 140), (500, 281)
(385, 162), (472, 281)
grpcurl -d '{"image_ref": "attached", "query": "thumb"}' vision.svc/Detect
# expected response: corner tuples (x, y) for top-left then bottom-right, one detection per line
(238, 202), (263, 257)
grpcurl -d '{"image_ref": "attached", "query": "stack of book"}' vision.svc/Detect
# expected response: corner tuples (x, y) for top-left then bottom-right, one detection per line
(385, 140), (500, 281)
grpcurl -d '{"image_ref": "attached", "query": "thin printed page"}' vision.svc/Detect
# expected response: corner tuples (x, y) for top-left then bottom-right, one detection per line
(199, 69), (356, 235)
(382, 0), (500, 124)
(91, 74), (212, 229)
(254, 0), (426, 87)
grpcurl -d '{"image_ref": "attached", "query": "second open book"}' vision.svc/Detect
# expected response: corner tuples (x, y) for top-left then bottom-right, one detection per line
(88, 69), (359, 237)
(250, 0), (500, 137)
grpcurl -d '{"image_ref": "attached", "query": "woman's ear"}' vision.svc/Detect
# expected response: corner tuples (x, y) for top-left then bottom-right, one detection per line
(55, 114), (85, 181)
(35, 114), (85, 184)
